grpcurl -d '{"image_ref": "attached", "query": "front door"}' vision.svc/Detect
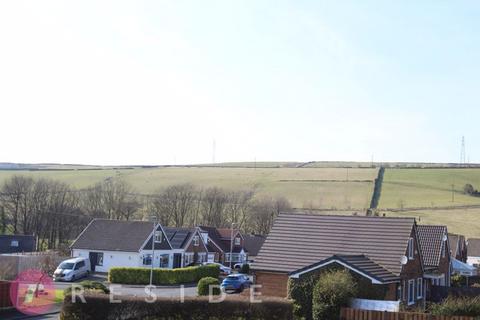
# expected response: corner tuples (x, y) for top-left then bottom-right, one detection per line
(89, 252), (98, 272)
(173, 253), (182, 268)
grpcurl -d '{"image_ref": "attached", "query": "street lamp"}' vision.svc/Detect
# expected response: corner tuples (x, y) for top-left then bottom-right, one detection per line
(149, 215), (157, 290)
(230, 223), (237, 268)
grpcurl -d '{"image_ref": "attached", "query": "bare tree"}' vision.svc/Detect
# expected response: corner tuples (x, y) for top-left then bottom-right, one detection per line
(200, 187), (228, 227)
(248, 196), (291, 235)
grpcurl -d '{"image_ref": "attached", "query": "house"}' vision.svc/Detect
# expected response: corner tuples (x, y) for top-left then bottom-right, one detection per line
(448, 233), (468, 262)
(0, 235), (36, 254)
(416, 225), (451, 300)
(70, 219), (176, 273)
(467, 238), (480, 268)
(252, 213), (425, 307)
(198, 226), (247, 267)
(243, 234), (266, 262)
(164, 227), (209, 267)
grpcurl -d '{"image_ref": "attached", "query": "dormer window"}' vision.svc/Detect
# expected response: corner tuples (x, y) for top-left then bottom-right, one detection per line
(408, 237), (414, 260)
(154, 231), (162, 243)
(234, 237), (241, 246)
(193, 235), (199, 246)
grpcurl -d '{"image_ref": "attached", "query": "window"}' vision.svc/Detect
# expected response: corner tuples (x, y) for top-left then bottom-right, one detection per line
(154, 231), (163, 243)
(184, 253), (194, 266)
(193, 235), (199, 246)
(76, 261), (85, 269)
(408, 238), (414, 259)
(159, 254), (169, 268)
(234, 237), (241, 246)
(417, 278), (423, 299)
(97, 253), (104, 266)
(10, 240), (19, 247)
(225, 253), (240, 262)
(143, 254), (152, 266)
(408, 279), (415, 305)
(198, 253), (207, 263)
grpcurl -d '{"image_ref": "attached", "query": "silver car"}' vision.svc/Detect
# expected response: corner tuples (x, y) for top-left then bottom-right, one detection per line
(53, 257), (90, 282)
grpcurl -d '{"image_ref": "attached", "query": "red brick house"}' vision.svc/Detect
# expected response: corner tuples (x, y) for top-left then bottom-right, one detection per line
(164, 227), (209, 267)
(417, 225), (451, 299)
(198, 226), (247, 267)
(252, 213), (426, 307)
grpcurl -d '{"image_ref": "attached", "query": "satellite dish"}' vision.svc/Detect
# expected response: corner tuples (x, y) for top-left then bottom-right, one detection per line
(400, 256), (408, 265)
(443, 234), (448, 242)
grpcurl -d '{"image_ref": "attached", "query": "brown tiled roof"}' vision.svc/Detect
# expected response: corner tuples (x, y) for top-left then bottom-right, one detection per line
(199, 226), (229, 251)
(252, 213), (416, 277)
(467, 238), (480, 257)
(217, 228), (235, 239)
(291, 255), (400, 283)
(417, 225), (448, 268)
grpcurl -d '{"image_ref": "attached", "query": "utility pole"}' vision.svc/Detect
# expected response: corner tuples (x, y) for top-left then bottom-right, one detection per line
(451, 184), (455, 203)
(149, 215), (157, 292)
(229, 223), (237, 268)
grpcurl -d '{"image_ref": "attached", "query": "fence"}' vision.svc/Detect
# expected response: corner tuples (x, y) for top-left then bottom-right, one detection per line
(0, 281), (12, 309)
(340, 308), (475, 320)
(0, 252), (68, 280)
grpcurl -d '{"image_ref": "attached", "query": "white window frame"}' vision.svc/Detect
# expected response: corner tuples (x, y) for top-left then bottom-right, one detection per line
(193, 235), (199, 246)
(408, 279), (415, 305)
(143, 254), (153, 266)
(154, 231), (163, 243)
(408, 238), (414, 260)
(417, 278), (423, 299)
(184, 253), (194, 266)
(234, 237), (241, 246)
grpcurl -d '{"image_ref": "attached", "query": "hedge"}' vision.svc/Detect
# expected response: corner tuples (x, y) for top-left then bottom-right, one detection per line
(64, 281), (110, 295)
(197, 277), (220, 296)
(108, 264), (220, 285)
(60, 292), (293, 320)
(430, 296), (480, 317)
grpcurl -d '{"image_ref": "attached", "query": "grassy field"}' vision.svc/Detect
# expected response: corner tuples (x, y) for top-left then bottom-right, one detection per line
(381, 208), (480, 238)
(0, 167), (377, 209)
(379, 168), (480, 208)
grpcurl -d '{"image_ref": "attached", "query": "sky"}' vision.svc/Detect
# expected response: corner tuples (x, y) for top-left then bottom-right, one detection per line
(1, 0), (479, 165)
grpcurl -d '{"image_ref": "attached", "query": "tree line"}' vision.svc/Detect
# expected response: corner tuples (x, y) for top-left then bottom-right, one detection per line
(0, 175), (291, 250)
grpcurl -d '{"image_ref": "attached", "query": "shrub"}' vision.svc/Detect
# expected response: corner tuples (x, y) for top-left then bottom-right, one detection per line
(240, 264), (250, 274)
(430, 296), (480, 317)
(288, 273), (318, 320)
(312, 269), (357, 320)
(108, 264), (219, 285)
(61, 293), (293, 320)
(197, 277), (220, 296)
(64, 280), (110, 295)
(451, 274), (466, 287)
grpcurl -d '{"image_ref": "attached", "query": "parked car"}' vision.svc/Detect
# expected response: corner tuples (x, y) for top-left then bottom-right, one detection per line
(221, 274), (252, 293)
(53, 257), (90, 282)
(202, 262), (231, 275)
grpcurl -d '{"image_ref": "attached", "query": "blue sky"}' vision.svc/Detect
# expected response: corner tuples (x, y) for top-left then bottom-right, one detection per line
(0, 1), (479, 165)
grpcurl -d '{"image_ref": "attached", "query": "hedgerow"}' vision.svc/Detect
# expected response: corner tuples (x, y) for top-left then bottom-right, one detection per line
(108, 264), (219, 285)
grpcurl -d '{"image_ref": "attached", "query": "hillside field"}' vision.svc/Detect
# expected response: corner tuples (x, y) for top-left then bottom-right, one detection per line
(0, 167), (377, 209)
(379, 168), (480, 208)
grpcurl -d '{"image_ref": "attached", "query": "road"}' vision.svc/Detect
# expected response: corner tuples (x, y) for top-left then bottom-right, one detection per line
(2, 275), (198, 320)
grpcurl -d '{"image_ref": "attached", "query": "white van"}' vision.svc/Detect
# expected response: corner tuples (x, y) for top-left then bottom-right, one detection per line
(53, 257), (90, 282)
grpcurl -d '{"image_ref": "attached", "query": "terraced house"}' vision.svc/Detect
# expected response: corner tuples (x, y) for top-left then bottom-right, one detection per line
(252, 214), (427, 307)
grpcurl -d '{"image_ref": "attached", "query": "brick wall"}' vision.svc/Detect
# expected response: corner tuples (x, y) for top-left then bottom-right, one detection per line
(254, 271), (289, 297)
